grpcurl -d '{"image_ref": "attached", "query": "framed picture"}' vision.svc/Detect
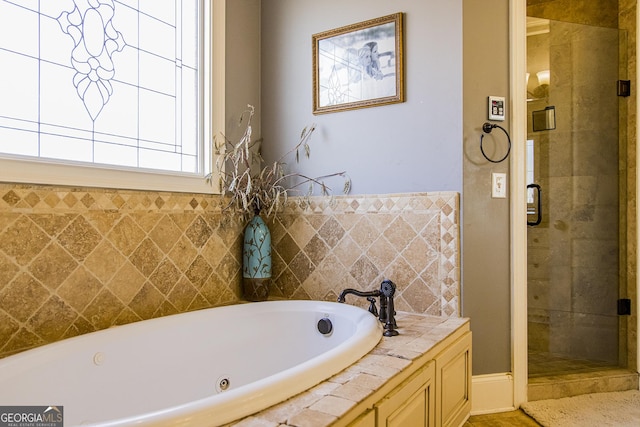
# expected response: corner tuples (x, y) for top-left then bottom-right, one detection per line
(312, 13), (404, 115)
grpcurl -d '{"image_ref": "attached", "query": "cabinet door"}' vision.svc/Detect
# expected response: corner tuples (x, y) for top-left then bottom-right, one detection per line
(376, 361), (435, 427)
(435, 332), (472, 427)
(348, 409), (376, 427)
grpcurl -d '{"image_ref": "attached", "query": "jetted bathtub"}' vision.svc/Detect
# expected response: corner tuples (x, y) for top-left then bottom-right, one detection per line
(0, 300), (382, 426)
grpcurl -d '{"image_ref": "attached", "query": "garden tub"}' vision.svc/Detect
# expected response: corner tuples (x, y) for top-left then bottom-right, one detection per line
(0, 300), (382, 426)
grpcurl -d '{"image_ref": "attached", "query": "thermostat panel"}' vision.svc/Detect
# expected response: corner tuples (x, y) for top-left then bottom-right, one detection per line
(488, 96), (505, 121)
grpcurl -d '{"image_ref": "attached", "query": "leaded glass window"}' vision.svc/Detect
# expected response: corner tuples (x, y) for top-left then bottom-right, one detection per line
(0, 0), (206, 177)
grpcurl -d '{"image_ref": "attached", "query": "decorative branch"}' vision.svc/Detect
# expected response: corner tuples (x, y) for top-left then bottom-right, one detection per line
(206, 105), (351, 222)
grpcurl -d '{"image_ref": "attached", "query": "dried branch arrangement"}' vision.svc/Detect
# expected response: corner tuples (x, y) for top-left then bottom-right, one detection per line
(206, 105), (351, 222)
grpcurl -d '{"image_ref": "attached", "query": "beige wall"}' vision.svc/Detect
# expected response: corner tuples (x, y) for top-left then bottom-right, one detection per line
(462, 0), (638, 374)
(462, 0), (512, 374)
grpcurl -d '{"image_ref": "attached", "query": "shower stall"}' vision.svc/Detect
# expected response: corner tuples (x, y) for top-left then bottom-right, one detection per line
(526, 17), (628, 377)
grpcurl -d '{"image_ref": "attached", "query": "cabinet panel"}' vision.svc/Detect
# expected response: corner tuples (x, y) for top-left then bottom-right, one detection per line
(348, 409), (375, 427)
(338, 322), (471, 427)
(385, 386), (427, 427)
(376, 361), (435, 427)
(436, 332), (472, 427)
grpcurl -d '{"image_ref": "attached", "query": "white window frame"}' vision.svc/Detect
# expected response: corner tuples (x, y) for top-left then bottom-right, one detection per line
(0, 1), (224, 195)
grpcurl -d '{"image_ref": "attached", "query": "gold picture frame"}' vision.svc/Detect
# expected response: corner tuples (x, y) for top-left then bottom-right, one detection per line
(312, 13), (404, 115)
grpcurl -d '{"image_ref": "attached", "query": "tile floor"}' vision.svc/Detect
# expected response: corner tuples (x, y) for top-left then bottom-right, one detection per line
(464, 410), (541, 426)
(464, 353), (638, 426)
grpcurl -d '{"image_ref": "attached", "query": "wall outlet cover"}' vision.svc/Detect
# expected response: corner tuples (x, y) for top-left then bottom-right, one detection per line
(492, 172), (507, 198)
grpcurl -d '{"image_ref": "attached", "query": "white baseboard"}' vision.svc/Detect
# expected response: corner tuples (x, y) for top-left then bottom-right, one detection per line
(471, 373), (515, 415)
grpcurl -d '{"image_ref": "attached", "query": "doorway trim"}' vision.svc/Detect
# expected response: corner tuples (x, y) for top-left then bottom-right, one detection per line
(510, 0), (528, 408)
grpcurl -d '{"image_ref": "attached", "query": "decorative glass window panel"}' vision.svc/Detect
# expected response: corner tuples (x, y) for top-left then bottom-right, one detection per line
(0, 0), (205, 177)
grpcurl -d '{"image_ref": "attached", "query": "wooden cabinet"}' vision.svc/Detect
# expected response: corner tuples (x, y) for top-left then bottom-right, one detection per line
(349, 409), (376, 427)
(435, 332), (472, 427)
(376, 362), (436, 427)
(354, 330), (471, 427)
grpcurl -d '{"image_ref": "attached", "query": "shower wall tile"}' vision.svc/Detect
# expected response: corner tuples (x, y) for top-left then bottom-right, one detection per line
(573, 266), (619, 315)
(528, 307), (551, 353)
(526, 3), (637, 365)
(0, 184), (460, 359)
(527, 0), (619, 28)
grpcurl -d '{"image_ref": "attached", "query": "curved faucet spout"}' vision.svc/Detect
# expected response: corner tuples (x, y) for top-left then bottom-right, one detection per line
(338, 288), (381, 316)
(337, 288), (380, 303)
(337, 281), (399, 336)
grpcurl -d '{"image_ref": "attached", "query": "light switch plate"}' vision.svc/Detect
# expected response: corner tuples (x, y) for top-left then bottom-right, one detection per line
(492, 173), (507, 198)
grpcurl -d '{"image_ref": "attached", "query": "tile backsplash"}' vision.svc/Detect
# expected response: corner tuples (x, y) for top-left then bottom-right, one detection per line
(269, 192), (460, 316)
(0, 184), (459, 358)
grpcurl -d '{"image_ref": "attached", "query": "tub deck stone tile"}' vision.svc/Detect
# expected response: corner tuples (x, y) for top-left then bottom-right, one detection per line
(227, 417), (279, 427)
(309, 381), (341, 396)
(288, 409), (337, 427)
(373, 334), (414, 349)
(352, 362), (401, 380)
(346, 372), (387, 391)
(256, 392), (324, 425)
(309, 395), (356, 417)
(229, 311), (469, 427)
(330, 381), (374, 402)
(327, 366), (362, 385)
(359, 353), (411, 370)
(404, 337), (440, 353)
(372, 344), (423, 360)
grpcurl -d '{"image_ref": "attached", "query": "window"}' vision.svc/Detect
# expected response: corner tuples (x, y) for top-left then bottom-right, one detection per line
(0, 0), (216, 193)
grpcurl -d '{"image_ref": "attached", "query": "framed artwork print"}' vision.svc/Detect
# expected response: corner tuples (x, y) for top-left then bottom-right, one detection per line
(312, 12), (404, 115)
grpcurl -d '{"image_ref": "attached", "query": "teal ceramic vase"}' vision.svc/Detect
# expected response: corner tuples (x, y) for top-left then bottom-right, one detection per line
(242, 214), (272, 301)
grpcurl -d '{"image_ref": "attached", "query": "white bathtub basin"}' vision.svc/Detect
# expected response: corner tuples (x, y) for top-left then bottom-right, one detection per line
(0, 300), (382, 426)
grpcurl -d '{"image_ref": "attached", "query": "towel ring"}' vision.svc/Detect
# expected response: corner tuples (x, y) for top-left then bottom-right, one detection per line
(480, 122), (511, 163)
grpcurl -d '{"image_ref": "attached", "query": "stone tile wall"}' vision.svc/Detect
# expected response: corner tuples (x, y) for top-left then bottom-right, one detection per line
(0, 184), (459, 359)
(269, 192), (460, 316)
(527, 19), (621, 363)
(526, 1), (637, 368)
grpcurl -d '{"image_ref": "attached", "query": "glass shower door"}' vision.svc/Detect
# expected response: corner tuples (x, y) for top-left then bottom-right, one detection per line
(526, 18), (624, 374)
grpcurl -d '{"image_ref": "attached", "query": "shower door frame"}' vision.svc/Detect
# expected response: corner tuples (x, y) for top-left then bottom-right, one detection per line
(509, 0), (640, 408)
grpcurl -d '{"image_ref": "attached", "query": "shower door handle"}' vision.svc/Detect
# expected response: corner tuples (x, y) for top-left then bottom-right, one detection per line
(527, 183), (542, 226)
